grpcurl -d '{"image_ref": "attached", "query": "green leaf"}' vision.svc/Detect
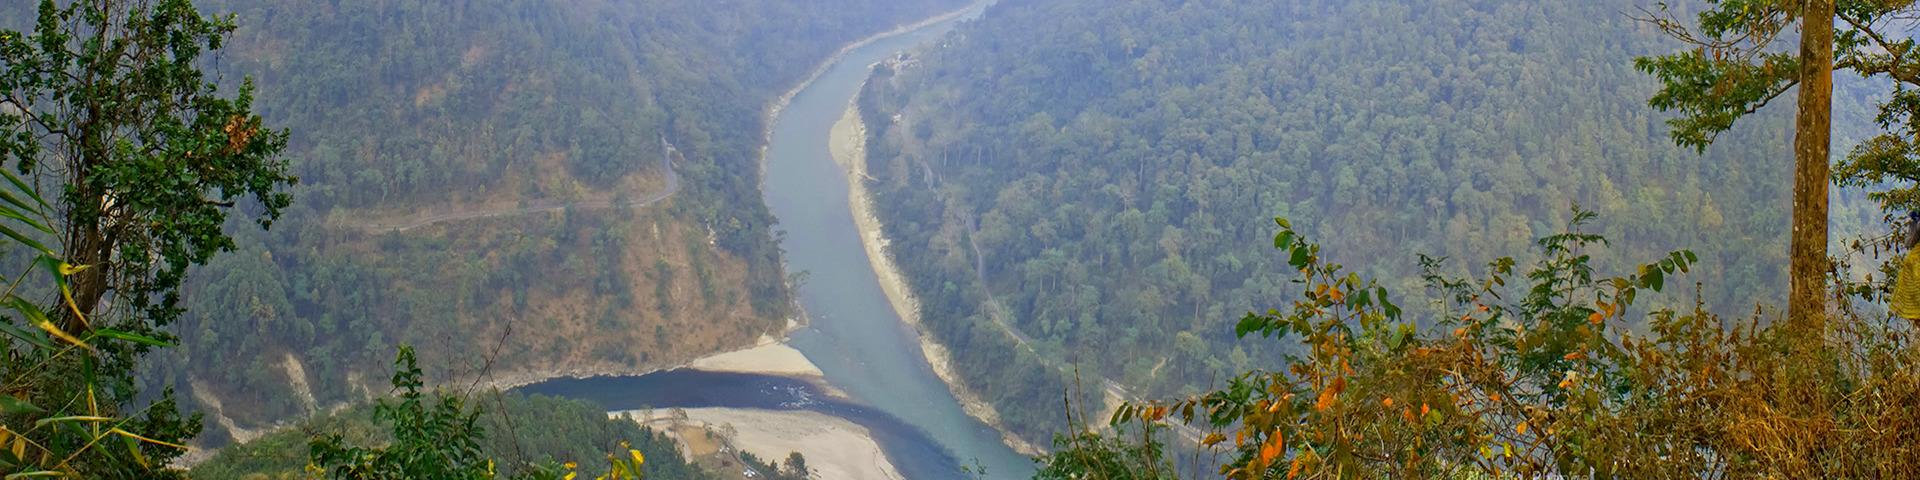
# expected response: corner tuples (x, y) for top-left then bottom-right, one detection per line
(92, 328), (173, 347)
(1676, 251), (1695, 273)
(0, 395), (43, 415)
(110, 428), (188, 450)
(1288, 246), (1310, 269)
(0, 221), (52, 255)
(5, 297), (87, 350)
(1643, 268), (1665, 292)
(0, 203), (51, 235)
(32, 415), (113, 428)
(32, 255), (65, 290)
(0, 319), (54, 351)
(1235, 312), (1266, 338)
(0, 168), (46, 210)
(122, 434), (150, 469)
(1274, 230), (1294, 250)
(7, 470), (68, 479)
(1380, 290), (1401, 319)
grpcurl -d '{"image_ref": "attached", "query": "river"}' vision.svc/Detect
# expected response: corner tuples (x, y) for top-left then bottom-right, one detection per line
(522, 3), (1034, 479)
(765, 2), (1035, 478)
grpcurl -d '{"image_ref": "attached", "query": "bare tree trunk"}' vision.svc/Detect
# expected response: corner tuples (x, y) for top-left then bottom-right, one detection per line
(1790, 0), (1834, 332)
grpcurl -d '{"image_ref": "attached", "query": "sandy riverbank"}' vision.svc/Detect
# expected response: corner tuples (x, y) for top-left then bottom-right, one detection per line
(620, 407), (905, 480)
(688, 336), (823, 377)
(829, 100), (1046, 457)
(473, 319), (804, 392)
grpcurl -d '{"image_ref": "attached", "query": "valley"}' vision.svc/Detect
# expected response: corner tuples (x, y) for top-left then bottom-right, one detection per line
(7, 0), (1916, 478)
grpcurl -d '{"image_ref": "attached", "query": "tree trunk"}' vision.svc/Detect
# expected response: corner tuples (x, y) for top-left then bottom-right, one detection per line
(1790, 0), (1835, 332)
(65, 224), (109, 333)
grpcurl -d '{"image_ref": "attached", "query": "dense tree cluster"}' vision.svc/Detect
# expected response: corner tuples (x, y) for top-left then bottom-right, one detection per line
(857, 0), (1882, 445)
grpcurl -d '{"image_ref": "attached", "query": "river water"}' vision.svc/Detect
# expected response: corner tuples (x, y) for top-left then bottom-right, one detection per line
(765, 3), (1035, 478)
(523, 4), (1034, 479)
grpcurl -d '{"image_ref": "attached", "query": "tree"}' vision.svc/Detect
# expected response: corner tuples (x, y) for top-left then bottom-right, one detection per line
(0, 0), (292, 476)
(1635, 0), (1920, 330)
(781, 452), (809, 479)
(2, 0), (294, 334)
(1032, 430), (1175, 480)
(308, 346), (492, 479)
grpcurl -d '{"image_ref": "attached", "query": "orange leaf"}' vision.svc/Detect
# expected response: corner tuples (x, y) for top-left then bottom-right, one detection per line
(1143, 406), (1168, 422)
(1259, 434), (1285, 464)
(1315, 388), (1337, 411)
(1516, 421), (1529, 435)
(1588, 312), (1604, 324)
(1382, 397), (1394, 408)
(1564, 351), (1585, 361)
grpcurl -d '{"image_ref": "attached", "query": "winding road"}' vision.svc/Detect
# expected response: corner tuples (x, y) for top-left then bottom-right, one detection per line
(337, 137), (681, 233)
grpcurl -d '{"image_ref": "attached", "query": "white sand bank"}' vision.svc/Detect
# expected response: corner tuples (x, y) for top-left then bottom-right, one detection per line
(620, 408), (904, 480)
(687, 336), (823, 377)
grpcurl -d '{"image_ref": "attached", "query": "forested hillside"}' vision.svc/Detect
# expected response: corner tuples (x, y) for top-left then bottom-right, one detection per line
(856, 0), (1880, 445)
(0, 0), (972, 444)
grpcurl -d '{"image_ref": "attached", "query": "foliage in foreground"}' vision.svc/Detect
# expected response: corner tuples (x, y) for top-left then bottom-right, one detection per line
(304, 346), (664, 480)
(1, 0), (294, 476)
(193, 393), (710, 480)
(1041, 209), (1920, 478)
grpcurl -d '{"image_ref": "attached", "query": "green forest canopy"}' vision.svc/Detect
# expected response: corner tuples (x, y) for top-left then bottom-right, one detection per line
(856, 0), (1886, 445)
